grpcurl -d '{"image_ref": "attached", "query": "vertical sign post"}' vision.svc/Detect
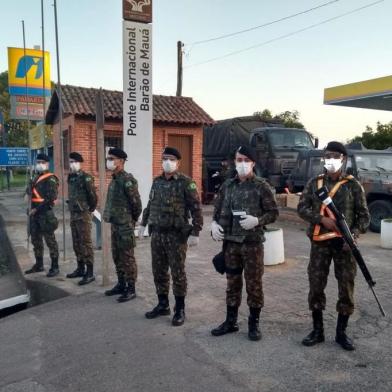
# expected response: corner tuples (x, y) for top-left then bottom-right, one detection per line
(122, 0), (153, 210)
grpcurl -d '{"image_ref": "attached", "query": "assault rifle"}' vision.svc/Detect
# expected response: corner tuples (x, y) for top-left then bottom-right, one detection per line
(316, 186), (386, 317)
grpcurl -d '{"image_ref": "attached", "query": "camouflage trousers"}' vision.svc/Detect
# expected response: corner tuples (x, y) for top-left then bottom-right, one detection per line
(70, 212), (94, 266)
(225, 241), (264, 308)
(111, 224), (137, 283)
(30, 211), (59, 259)
(150, 230), (188, 297)
(307, 240), (357, 315)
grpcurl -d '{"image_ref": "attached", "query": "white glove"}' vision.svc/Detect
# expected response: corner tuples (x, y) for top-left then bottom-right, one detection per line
(211, 220), (224, 241)
(187, 235), (199, 247)
(239, 215), (259, 230)
(211, 172), (219, 178)
(138, 225), (146, 238)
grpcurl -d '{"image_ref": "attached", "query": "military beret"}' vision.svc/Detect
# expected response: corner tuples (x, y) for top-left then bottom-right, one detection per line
(69, 152), (84, 162)
(236, 146), (256, 162)
(162, 146), (181, 160)
(325, 141), (347, 156)
(108, 148), (127, 160)
(36, 153), (50, 162)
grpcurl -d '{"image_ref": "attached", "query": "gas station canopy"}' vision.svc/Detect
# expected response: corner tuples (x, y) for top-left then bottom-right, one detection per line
(324, 75), (392, 111)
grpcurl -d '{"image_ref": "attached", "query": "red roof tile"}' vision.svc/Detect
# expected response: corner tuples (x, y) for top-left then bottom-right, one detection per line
(46, 85), (214, 126)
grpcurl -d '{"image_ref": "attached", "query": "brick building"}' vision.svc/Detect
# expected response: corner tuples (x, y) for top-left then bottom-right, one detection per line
(45, 85), (214, 195)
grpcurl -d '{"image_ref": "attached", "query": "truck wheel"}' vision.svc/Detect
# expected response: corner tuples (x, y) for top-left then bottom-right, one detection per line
(368, 200), (392, 233)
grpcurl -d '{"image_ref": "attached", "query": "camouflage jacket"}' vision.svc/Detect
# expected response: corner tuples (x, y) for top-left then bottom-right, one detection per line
(141, 172), (203, 236)
(27, 171), (59, 215)
(213, 174), (279, 243)
(67, 171), (98, 216)
(103, 170), (142, 226)
(297, 174), (370, 239)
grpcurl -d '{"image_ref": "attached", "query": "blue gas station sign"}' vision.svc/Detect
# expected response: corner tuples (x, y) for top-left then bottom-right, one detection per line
(0, 147), (30, 166)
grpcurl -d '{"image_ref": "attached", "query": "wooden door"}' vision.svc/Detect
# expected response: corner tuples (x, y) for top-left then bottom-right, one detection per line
(168, 134), (193, 177)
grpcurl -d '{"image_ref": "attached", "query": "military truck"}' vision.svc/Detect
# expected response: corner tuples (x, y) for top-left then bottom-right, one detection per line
(287, 145), (392, 232)
(203, 116), (317, 201)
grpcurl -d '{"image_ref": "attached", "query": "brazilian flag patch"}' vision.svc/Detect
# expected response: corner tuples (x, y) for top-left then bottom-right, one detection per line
(188, 182), (197, 191)
(125, 181), (134, 188)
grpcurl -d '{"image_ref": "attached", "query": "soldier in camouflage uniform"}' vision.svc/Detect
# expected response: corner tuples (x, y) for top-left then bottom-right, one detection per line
(298, 141), (370, 351)
(211, 146), (278, 341)
(66, 152), (98, 285)
(103, 148), (142, 302)
(140, 147), (203, 327)
(25, 153), (60, 278)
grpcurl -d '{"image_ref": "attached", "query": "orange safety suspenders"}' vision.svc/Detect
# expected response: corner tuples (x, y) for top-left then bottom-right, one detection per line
(31, 173), (54, 203)
(312, 175), (353, 242)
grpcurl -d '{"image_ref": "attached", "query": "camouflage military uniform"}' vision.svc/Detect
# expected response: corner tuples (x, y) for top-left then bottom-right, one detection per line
(213, 175), (279, 308)
(67, 171), (97, 267)
(103, 170), (142, 283)
(298, 174), (370, 315)
(28, 172), (59, 260)
(141, 172), (203, 297)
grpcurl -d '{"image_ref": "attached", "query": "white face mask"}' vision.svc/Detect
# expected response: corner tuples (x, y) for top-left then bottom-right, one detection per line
(35, 163), (48, 173)
(106, 159), (116, 171)
(162, 159), (177, 173)
(324, 158), (343, 173)
(236, 161), (253, 177)
(69, 162), (81, 173)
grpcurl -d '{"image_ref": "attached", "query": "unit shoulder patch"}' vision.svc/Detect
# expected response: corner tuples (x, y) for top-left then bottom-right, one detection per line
(188, 182), (197, 191)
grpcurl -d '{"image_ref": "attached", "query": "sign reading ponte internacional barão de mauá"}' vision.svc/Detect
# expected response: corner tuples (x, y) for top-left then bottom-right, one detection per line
(122, 0), (153, 209)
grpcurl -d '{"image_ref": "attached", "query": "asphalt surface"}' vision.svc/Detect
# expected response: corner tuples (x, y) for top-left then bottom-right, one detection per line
(1, 190), (392, 392)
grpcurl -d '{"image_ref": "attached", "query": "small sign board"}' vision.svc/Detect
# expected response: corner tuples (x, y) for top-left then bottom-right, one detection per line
(123, 0), (152, 23)
(0, 147), (30, 166)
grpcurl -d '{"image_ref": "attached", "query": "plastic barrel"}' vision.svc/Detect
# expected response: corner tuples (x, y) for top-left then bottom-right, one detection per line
(381, 219), (392, 249)
(264, 227), (285, 265)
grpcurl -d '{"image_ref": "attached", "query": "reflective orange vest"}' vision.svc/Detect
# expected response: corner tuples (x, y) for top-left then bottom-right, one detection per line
(312, 175), (353, 241)
(31, 173), (54, 203)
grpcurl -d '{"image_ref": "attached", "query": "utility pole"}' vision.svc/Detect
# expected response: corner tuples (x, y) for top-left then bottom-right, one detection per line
(176, 41), (183, 97)
(53, 0), (67, 262)
(95, 89), (110, 286)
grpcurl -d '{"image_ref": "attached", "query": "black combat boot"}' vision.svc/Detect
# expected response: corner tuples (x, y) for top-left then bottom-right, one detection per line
(302, 310), (325, 347)
(248, 307), (262, 341)
(335, 313), (355, 351)
(105, 276), (126, 296)
(211, 306), (239, 336)
(172, 296), (185, 326)
(66, 261), (85, 278)
(117, 280), (136, 302)
(46, 257), (59, 277)
(25, 256), (44, 274)
(78, 264), (95, 286)
(145, 294), (171, 319)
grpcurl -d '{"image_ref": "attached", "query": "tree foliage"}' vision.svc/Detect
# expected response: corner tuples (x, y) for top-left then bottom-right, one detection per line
(349, 122), (392, 150)
(253, 108), (305, 129)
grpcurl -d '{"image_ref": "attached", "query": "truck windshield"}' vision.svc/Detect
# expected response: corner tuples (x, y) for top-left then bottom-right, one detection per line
(267, 129), (313, 149)
(355, 154), (392, 172)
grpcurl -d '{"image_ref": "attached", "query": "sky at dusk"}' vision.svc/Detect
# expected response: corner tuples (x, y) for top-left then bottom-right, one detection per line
(1, 0), (392, 147)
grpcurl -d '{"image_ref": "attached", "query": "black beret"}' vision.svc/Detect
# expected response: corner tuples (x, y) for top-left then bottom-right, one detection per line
(236, 146), (256, 162)
(36, 153), (49, 162)
(69, 152), (84, 162)
(108, 148), (127, 160)
(162, 146), (181, 160)
(325, 141), (347, 156)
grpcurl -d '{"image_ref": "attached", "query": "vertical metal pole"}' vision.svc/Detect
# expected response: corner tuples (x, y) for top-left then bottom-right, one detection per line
(22, 21), (32, 249)
(96, 89), (110, 286)
(41, 0), (48, 153)
(53, 0), (66, 262)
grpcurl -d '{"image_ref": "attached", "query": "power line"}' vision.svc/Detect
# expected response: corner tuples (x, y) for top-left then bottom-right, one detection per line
(186, 0), (341, 47)
(185, 0), (384, 69)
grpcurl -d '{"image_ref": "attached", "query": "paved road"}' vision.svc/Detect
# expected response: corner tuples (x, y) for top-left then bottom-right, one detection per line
(1, 190), (392, 391)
